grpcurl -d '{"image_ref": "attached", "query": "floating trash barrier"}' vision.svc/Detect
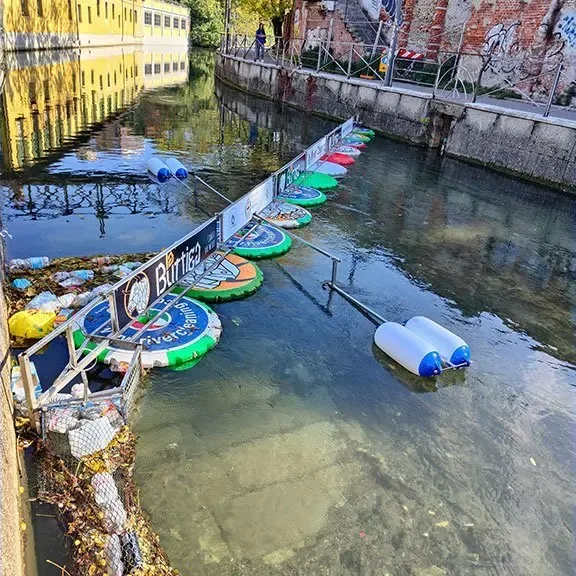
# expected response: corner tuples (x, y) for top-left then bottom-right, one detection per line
(294, 171), (339, 190)
(279, 184), (327, 207)
(321, 152), (355, 166)
(310, 161), (348, 178)
(147, 157), (171, 183)
(173, 252), (264, 303)
(260, 200), (312, 229)
(73, 293), (222, 369)
(224, 222), (292, 259)
(164, 157), (188, 179)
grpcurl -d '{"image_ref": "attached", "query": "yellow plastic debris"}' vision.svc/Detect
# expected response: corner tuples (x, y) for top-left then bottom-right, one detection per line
(9, 310), (56, 339)
(435, 521), (450, 528)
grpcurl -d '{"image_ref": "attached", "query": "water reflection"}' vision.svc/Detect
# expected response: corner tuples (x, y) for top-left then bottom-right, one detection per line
(0, 45), (189, 172)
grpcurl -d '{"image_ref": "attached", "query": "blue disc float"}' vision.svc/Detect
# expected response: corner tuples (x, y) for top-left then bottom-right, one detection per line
(224, 222), (292, 259)
(73, 293), (222, 370)
(279, 185), (327, 207)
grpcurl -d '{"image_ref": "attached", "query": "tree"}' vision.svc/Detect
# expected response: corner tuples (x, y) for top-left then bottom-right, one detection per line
(237, 0), (293, 43)
(182, 0), (224, 47)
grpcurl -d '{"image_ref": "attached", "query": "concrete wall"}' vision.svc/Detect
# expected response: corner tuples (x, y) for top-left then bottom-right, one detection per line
(216, 53), (576, 192)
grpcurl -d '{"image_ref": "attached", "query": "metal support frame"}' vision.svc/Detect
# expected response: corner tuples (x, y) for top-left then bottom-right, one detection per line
(544, 62), (563, 117)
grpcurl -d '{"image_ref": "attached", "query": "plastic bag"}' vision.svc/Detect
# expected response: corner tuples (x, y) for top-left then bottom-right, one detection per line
(102, 499), (128, 534)
(58, 277), (86, 288)
(9, 310), (56, 339)
(68, 417), (116, 458)
(26, 291), (59, 312)
(8, 257), (50, 270)
(10, 364), (42, 403)
(72, 291), (97, 308)
(104, 534), (124, 576)
(92, 473), (121, 507)
(52, 270), (94, 283)
(11, 278), (31, 290)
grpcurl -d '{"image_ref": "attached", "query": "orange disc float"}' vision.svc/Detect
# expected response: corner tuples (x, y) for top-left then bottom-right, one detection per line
(173, 252), (264, 303)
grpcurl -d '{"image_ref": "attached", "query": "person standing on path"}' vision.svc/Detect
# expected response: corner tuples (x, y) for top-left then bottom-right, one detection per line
(255, 23), (266, 62)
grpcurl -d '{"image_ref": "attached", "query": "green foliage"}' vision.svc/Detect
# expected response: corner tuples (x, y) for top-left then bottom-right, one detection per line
(183, 0), (224, 47)
(238, 0), (293, 21)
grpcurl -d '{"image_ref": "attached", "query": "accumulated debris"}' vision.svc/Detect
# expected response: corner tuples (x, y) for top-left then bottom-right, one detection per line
(35, 400), (179, 576)
(5, 252), (155, 347)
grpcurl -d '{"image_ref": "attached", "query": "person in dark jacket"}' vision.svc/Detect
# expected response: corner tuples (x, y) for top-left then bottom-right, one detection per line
(255, 23), (266, 62)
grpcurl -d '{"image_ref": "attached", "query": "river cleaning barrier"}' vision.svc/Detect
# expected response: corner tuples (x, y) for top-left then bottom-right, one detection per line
(17, 116), (358, 432)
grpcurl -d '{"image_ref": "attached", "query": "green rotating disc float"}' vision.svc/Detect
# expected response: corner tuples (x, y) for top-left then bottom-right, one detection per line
(294, 171), (338, 190)
(349, 132), (371, 143)
(173, 252), (263, 303)
(73, 293), (222, 370)
(353, 127), (375, 139)
(279, 184), (327, 207)
(224, 222), (292, 259)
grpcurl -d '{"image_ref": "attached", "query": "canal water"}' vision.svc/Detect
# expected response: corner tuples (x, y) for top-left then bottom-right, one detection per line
(1, 48), (575, 576)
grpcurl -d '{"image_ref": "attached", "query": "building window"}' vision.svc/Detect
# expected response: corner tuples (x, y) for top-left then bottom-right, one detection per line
(154, 13), (161, 26)
(44, 79), (50, 101)
(107, 73), (110, 87)
(164, 15), (170, 27)
(68, 0), (72, 19)
(91, 69), (95, 84)
(99, 75), (103, 89)
(88, 6), (92, 23)
(164, 62), (170, 73)
(153, 63), (161, 74)
(144, 11), (152, 25)
(114, 71), (117, 85)
(181, 18), (186, 30)
(173, 62), (178, 71)
(77, 4), (82, 22)
(21, 0), (29, 17)
(180, 61), (185, 70)
(97, 0), (100, 17)
(72, 72), (77, 92)
(173, 17), (178, 28)
(145, 64), (152, 75)
(129, 9), (132, 22)
(134, 65), (138, 76)
(134, 9), (137, 23)
(125, 7), (127, 20)
(105, 2), (108, 18)
(112, 4), (115, 19)
(29, 81), (37, 105)
(81, 71), (85, 87)
(37, 0), (43, 17)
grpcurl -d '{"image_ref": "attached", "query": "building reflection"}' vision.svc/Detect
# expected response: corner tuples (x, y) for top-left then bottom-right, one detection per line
(0, 45), (189, 172)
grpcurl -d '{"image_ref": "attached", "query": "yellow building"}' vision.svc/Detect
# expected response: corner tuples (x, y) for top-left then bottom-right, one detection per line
(0, 46), (189, 170)
(1, 0), (189, 51)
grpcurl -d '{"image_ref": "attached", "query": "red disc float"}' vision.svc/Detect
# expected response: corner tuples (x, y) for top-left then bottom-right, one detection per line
(321, 152), (355, 166)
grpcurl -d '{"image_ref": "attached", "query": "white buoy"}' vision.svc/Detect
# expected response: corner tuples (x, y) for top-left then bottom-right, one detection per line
(374, 322), (443, 377)
(404, 316), (470, 366)
(165, 158), (188, 179)
(147, 157), (171, 183)
(311, 161), (348, 178)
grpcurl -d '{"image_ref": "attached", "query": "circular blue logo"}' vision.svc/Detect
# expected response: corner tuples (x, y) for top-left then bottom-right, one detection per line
(224, 223), (286, 249)
(82, 293), (209, 351)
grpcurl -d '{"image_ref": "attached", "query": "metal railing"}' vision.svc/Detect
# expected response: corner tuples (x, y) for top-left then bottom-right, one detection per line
(220, 33), (576, 119)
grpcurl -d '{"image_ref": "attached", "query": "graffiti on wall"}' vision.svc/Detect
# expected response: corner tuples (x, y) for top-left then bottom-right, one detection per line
(557, 12), (576, 49)
(482, 22), (520, 56)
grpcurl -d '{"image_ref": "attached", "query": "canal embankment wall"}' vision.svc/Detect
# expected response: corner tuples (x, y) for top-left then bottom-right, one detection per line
(215, 53), (576, 192)
(0, 280), (26, 576)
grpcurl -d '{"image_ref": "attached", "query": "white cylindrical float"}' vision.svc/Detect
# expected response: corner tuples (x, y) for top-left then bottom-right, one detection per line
(165, 157), (188, 179)
(311, 161), (348, 178)
(404, 316), (471, 366)
(374, 322), (443, 377)
(147, 157), (171, 183)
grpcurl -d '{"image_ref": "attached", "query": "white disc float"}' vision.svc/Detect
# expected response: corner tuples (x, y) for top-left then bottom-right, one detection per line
(334, 146), (362, 157)
(310, 161), (348, 178)
(259, 200), (312, 229)
(73, 293), (222, 369)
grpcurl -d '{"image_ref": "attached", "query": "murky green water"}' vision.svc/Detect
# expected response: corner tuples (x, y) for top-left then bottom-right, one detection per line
(2, 49), (575, 576)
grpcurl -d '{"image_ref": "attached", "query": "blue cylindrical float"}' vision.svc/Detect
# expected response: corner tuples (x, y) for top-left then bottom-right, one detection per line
(374, 322), (443, 377)
(165, 158), (189, 179)
(404, 316), (471, 366)
(147, 157), (171, 183)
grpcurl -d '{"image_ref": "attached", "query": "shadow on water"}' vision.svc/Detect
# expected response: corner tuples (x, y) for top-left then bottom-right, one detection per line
(1, 48), (575, 576)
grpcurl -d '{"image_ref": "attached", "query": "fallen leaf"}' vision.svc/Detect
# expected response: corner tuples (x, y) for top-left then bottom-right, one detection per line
(428, 510), (436, 516)
(435, 521), (450, 528)
(530, 457), (536, 467)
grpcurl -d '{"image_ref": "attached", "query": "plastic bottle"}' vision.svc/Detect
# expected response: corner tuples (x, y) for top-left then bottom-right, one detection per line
(9, 257), (50, 271)
(52, 270), (94, 283)
(92, 256), (113, 266)
(11, 278), (32, 290)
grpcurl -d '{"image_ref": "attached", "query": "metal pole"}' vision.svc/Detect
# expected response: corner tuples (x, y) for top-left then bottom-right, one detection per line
(331, 259), (339, 285)
(316, 39), (323, 71)
(108, 292), (119, 333)
(347, 44), (353, 78)
(370, 20), (383, 59)
(432, 54), (442, 99)
(384, 0), (403, 86)
(327, 17), (334, 57)
(224, 0), (231, 53)
(544, 62), (562, 117)
(324, 282), (387, 325)
(18, 354), (39, 433)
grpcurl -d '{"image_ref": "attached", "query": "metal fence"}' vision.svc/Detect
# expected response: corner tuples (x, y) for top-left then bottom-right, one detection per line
(220, 33), (576, 118)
